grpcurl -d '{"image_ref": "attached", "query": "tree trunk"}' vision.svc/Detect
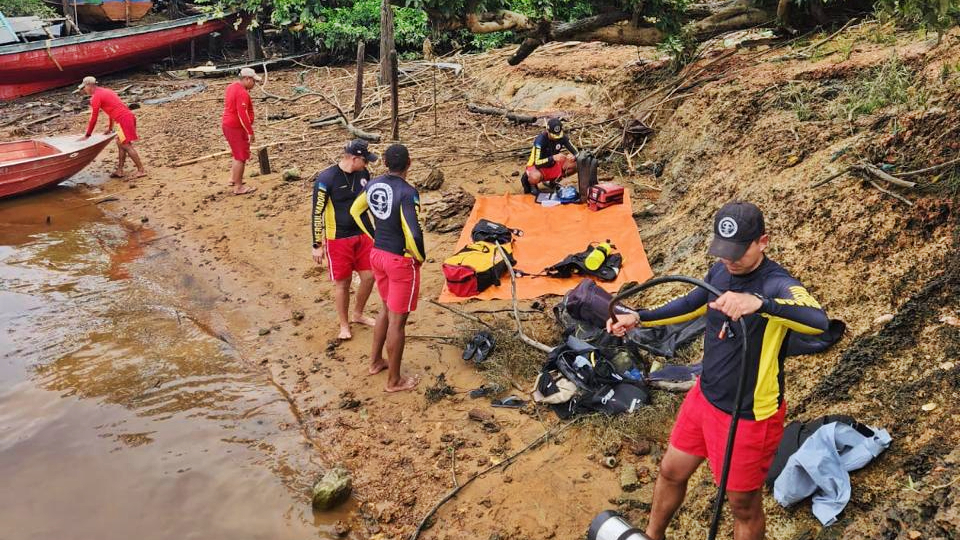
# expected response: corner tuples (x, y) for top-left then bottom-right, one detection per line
(380, 0), (395, 87)
(246, 22), (264, 62)
(507, 0), (779, 65)
(167, 0), (181, 19)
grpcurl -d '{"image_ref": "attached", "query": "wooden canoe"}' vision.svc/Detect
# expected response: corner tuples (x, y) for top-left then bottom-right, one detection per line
(0, 14), (233, 100)
(0, 134), (115, 199)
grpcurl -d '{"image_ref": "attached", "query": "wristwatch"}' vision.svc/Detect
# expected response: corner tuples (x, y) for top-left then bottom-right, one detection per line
(752, 292), (770, 312)
(312, 242), (321, 249)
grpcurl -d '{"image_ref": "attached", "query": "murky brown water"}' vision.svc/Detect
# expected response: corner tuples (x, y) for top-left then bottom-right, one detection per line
(0, 186), (353, 540)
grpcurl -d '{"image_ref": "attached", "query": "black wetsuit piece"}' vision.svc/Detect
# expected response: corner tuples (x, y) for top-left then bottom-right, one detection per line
(311, 164), (371, 244)
(626, 258), (828, 420)
(350, 173), (425, 263)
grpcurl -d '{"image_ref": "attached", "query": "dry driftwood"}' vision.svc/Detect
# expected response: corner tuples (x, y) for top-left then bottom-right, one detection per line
(418, 167), (445, 191)
(423, 187), (475, 233)
(466, 103), (536, 124)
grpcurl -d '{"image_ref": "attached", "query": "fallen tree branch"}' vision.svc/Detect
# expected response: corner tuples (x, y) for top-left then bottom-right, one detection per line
(427, 299), (493, 329)
(409, 419), (580, 540)
(897, 156), (960, 178)
(868, 179), (914, 206)
(466, 103), (536, 124)
(171, 139), (297, 167)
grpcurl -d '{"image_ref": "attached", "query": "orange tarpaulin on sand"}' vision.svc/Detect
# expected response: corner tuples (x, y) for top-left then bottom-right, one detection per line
(438, 192), (653, 303)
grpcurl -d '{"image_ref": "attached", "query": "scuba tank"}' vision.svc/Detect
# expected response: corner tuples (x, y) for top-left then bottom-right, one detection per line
(588, 511), (650, 540)
(584, 241), (614, 272)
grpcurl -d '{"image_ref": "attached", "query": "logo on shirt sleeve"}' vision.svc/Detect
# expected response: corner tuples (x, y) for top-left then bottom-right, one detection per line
(367, 184), (394, 219)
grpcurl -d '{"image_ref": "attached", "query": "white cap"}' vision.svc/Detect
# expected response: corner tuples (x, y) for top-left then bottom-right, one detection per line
(239, 67), (262, 81)
(77, 76), (97, 89)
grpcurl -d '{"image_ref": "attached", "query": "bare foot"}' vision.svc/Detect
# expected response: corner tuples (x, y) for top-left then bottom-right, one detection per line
(368, 361), (388, 376)
(337, 325), (352, 340)
(351, 314), (376, 327)
(385, 375), (419, 393)
(132, 170), (147, 179)
(233, 185), (257, 196)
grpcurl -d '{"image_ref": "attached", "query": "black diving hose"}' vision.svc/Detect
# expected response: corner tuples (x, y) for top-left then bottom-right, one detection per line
(607, 275), (750, 540)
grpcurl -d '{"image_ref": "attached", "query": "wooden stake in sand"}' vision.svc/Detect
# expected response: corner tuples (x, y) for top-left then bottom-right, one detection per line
(379, 0), (394, 87)
(257, 147), (271, 175)
(390, 49), (400, 141)
(354, 40), (365, 119)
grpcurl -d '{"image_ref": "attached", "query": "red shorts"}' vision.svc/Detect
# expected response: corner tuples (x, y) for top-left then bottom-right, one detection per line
(222, 125), (251, 161)
(370, 247), (421, 314)
(669, 380), (786, 492)
(325, 234), (373, 281)
(526, 154), (569, 184)
(115, 113), (138, 143)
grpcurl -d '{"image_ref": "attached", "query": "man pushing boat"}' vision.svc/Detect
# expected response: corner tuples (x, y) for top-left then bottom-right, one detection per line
(78, 76), (147, 179)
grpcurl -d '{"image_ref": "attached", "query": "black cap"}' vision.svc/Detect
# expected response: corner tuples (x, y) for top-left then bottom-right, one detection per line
(707, 201), (765, 261)
(345, 139), (378, 162)
(383, 143), (410, 172)
(547, 118), (563, 138)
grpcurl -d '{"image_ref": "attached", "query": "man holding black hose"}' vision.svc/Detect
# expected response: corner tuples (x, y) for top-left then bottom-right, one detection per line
(607, 202), (829, 540)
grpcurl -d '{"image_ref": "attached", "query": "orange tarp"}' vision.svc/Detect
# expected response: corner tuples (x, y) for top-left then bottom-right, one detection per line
(437, 192), (653, 302)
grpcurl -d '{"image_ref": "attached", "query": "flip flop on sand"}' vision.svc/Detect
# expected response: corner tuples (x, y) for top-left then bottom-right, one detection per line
(109, 172), (125, 178)
(233, 185), (257, 196)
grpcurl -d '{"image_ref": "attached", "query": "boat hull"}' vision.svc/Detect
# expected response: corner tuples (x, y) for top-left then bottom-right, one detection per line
(0, 14), (231, 100)
(0, 134), (115, 199)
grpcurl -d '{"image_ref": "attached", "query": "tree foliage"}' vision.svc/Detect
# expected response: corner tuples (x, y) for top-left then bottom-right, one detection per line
(874, 0), (960, 33)
(0, 0), (58, 18)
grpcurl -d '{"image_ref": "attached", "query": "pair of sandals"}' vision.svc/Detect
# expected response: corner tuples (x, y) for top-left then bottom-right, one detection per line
(462, 331), (495, 365)
(467, 386), (526, 408)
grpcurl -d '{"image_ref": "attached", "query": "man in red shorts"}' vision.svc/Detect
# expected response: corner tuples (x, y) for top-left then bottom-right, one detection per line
(311, 139), (379, 340)
(221, 67), (260, 196)
(520, 117), (577, 195)
(608, 202), (829, 540)
(350, 144), (423, 393)
(78, 76), (146, 179)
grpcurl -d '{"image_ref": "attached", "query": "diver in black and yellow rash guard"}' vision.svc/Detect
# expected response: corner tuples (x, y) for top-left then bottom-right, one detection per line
(349, 144), (424, 393)
(310, 139), (378, 340)
(607, 201), (828, 540)
(521, 118), (578, 195)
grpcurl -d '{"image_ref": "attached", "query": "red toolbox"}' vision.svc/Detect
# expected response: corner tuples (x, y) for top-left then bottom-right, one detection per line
(587, 182), (624, 211)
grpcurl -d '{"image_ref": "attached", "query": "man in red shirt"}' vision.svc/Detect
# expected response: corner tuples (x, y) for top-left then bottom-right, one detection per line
(221, 67), (260, 196)
(79, 76), (146, 179)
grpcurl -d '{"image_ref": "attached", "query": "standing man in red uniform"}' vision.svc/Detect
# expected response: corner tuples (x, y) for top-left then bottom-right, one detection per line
(79, 76), (146, 179)
(222, 67), (260, 196)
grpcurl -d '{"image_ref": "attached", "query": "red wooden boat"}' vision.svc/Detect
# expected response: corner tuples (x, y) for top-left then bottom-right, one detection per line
(0, 14), (232, 100)
(0, 134), (115, 199)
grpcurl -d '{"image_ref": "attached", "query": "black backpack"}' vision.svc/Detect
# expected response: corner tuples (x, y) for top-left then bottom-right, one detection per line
(471, 219), (522, 245)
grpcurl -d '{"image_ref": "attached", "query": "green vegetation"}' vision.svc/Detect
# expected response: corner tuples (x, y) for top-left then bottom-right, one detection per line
(875, 0), (960, 36)
(838, 53), (927, 120)
(0, 0), (58, 18)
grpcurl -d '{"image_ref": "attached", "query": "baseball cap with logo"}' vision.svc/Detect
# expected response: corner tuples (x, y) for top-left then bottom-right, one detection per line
(707, 201), (765, 261)
(547, 117), (563, 139)
(345, 139), (378, 162)
(239, 67), (263, 81)
(77, 76), (97, 89)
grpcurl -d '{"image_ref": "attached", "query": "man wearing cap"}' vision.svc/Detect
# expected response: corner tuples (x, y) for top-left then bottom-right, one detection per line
(521, 117), (578, 195)
(607, 202), (829, 540)
(349, 144), (423, 393)
(311, 140), (379, 340)
(221, 67), (261, 196)
(78, 76), (146, 179)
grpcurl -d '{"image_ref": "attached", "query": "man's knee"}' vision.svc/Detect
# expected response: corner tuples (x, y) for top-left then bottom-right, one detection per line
(526, 169), (543, 184)
(357, 270), (374, 283)
(726, 490), (762, 521)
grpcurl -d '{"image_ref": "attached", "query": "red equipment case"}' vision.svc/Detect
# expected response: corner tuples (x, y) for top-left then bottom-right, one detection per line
(587, 182), (624, 211)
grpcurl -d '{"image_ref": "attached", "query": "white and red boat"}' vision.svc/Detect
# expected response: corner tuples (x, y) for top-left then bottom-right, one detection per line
(0, 134), (115, 199)
(0, 14), (233, 100)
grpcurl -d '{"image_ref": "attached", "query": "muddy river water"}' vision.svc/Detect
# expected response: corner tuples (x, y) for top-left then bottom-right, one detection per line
(0, 186), (352, 539)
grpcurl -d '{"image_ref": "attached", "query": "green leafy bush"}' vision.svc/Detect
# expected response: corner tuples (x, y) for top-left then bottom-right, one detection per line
(0, 0), (58, 18)
(874, 0), (959, 35)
